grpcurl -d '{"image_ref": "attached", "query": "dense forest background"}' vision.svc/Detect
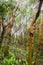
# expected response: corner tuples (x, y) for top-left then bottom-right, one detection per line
(0, 0), (43, 65)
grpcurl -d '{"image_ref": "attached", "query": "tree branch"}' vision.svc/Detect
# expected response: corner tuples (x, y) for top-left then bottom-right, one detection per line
(5, 15), (15, 29)
(31, 0), (43, 25)
(5, 6), (19, 29)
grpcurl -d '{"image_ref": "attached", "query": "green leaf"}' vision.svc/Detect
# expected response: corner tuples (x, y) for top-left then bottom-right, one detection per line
(19, 59), (22, 63)
(16, 60), (19, 64)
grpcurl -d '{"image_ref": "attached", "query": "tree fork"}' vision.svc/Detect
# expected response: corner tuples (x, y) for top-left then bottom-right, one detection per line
(28, 0), (43, 65)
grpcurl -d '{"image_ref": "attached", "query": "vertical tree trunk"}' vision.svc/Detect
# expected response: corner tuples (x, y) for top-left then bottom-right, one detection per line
(0, 21), (2, 44)
(28, 0), (42, 64)
(1, 15), (15, 58)
(28, 23), (36, 65)
(35, 16), (43, 65)
(2, 27), (11, 58)
(0, 20), (5, 47)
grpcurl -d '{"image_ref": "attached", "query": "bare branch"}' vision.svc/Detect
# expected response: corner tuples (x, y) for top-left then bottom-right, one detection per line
(31, 0), (43, 25)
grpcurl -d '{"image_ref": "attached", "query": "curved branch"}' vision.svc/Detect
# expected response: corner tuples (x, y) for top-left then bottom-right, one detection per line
(5, 6), (19, 29)
(31, 0), (43, 25)
(5, 15), (15, 29)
